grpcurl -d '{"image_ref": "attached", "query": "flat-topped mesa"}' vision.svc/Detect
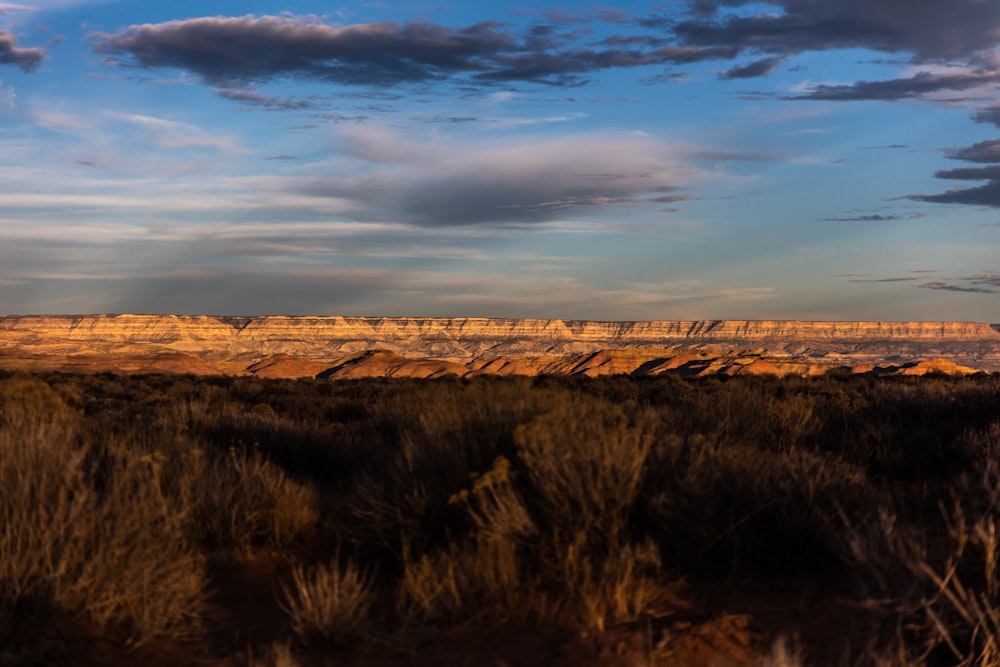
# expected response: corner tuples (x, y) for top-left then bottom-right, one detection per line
(1, 316), (998, 368)
(232, 317), (1000, 341)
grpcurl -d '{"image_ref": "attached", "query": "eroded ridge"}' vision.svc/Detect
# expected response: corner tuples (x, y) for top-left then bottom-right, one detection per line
(1, 315), (998, 376)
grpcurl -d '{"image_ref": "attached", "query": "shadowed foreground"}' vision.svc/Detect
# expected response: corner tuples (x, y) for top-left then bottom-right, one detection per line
(3, 370), (1000, 666)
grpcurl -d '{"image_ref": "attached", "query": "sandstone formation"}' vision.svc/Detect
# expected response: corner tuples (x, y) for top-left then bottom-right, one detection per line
(0, 315), (997, 379)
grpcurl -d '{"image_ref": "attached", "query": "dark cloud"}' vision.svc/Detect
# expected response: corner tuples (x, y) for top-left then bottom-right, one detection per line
(973, 107), (1000, 127)
(0, 30), (44, 71)
(848, 277), (918, 282)
(424, 115), (478, 123)
(911, 181), (1000, 207)
(919, 281), (997, 294)
(91, 14), (712, 89)
(646, 195), (694, 204)
(823, 214), (903, 222)
(790, 69), (1000, 102)
(971, 273), (1000, 287)
(82, 3), (1000, 108)
(935, 165), (1000, 181)
(217, 87), (318, 110)
(911, 140), (1000, 208)
(93, 16), (518, 86)
(662, 0), (1000, 103)
(672, 0), (1000, 62)
(284, 130), (698, 226)
(265, 155), (297, 160)
(719, 57), (782, 80)
(949, 139), (1000, 164)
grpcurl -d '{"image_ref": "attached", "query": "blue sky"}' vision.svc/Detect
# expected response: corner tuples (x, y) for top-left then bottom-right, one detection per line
(1, 0), (999, 320)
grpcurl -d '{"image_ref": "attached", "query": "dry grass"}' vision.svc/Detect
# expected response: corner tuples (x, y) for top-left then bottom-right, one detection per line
(280, 553), (377, 648)
(0, 407), (205, 645)
(842, 424), (1000, 665)
(399, 535), (523, 626)
(556, 535), (662, 632)
(758, 636), (805, 667)
(516, 398), (653, 539)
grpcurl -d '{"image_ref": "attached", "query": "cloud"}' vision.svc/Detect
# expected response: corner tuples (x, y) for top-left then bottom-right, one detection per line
(217, 87), (317, 111)
(935, 165), (1000, 181)
(29, 108), (93, 132)
(92, 16), (507, 85)
(970, 272), (1000, 288)
(671, 0), (1000, 62)
(0, 29), (44, 71)
(719, 57), (782, 80)
(84, 5), (1000, 101)
(0, 80), (13, 108)
(912, 182), (1000, 207)
(911, 139), (1000, 207)
(121, 114), (245, 152)
(823, 214), (906, 222)
(848, 277), (919, 283)
(919, 281), (997, 294)
(424, 115), (478, 124)
(91, 14), (697, 89)
(973, 106), (1000, 127)
(948, 139), (1000, 164)
(280, 127), (717, 226)
(912, 273), (1000, 295)
(789, 68), (1000, 101)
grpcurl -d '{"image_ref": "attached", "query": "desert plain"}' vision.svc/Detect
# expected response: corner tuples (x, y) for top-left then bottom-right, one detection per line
(2, 315), (1000, 667)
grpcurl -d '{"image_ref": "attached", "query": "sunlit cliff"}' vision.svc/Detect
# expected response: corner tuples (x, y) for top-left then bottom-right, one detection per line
(1, 315), (998, 377)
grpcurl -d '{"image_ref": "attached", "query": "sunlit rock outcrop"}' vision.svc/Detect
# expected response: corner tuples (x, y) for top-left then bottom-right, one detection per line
(0, 315), (997, 377)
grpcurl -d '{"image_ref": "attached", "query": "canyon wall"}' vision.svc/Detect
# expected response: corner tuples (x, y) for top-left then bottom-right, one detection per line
(1, 314), (999, 375)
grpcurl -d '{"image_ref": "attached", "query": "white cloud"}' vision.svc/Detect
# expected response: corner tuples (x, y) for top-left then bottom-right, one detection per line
(29, 108), (93, 132)
(121, 114), (246, 153)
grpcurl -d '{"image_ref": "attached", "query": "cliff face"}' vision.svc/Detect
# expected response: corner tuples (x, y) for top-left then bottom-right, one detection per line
(1, 315), (999, 375)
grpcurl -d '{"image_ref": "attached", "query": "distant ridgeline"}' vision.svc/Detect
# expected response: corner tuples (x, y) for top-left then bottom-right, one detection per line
(0, 315), (998, 377)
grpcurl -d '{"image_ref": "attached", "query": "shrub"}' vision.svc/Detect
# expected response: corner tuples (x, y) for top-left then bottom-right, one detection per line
(280, 554), (376, 649)
(515, 398), (654, 540)
(398, 535), (522, 626)
(0, 413), (205, 645)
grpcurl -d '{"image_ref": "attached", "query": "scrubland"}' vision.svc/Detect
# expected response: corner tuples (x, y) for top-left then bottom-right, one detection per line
(2, 369), (1000, 666)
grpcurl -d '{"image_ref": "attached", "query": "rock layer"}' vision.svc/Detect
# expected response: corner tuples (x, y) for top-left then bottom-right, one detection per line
(1, 314), (998, 377)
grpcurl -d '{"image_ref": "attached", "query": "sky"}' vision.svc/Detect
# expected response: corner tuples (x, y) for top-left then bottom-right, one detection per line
(1, 1), (1000, 321)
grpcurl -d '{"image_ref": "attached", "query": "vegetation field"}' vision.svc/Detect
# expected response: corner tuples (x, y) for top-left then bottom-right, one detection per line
(2, 369), (1000, 666)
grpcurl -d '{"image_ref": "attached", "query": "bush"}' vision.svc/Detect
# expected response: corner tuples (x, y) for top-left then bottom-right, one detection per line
(280, 554), (376, 648)
(0, 412), (205, 645)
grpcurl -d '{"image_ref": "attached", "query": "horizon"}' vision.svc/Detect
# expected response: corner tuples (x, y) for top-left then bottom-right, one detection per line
(1, 1), (999, 320)
(3, 313), (1000, 327)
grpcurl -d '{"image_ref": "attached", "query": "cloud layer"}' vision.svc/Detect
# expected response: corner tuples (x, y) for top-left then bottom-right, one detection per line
(284, 128), (710, 226)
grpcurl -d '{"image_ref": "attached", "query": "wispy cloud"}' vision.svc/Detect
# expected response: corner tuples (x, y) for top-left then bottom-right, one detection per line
(121, 114), (246, 152)
(919, 281), (996, 294)
(217, 86), (318, 111)
(917, 273), (1000, 294)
